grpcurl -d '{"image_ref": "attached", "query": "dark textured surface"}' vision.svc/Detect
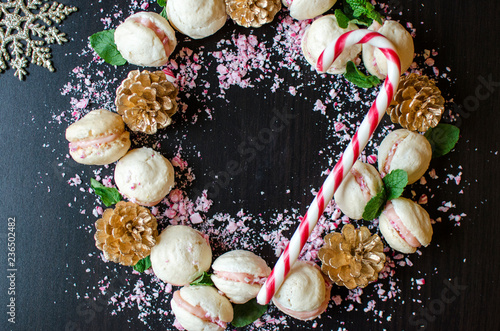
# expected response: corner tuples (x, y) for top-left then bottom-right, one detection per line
(0, 0), (499, 330)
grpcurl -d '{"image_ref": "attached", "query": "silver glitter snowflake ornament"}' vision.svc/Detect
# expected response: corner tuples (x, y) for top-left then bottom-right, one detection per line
(0, 0), (77, 80)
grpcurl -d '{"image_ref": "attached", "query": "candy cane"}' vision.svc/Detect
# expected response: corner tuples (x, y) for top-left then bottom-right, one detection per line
(257, 29), (401, 305)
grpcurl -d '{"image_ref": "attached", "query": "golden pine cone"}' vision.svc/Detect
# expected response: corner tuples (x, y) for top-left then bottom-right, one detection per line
(318, 224), (386, 289)
(95, 201), (158, 266)
(387, 73), (445, 132)
(115, 70), (178, 134)
(226, 0), (281, 28)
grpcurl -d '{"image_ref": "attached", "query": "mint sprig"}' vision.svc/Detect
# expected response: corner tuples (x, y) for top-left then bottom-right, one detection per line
(336, 0), (384, 29)
(157, 0), (168, 20)
(344, 61), (381, 88)
(89, 30), (127, 66)
(190, 272), (214, 286)
(90, 178), (122, 207)
(133, 256), (152, 273)
(231, 299), (268, 328)
(362, 170), (408, 220)
(424, 124), (460, 158)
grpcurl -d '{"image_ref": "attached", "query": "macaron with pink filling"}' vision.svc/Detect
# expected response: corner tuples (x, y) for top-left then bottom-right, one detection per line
(378, 129), (432, 184)
(65, 109), (131, 165)
(211, 250), (271, 304)
(282, 0), (338, 20)
(150, 225), (212, 286)
(171, 285), (233, 331)
(334, 161), (383, 220)
(301, 14), (361, 74)
(114, 147), (175, 206)
(379, 197), (433, 254)
(114, 12), (177, 67)
(273, 261), (331, 321)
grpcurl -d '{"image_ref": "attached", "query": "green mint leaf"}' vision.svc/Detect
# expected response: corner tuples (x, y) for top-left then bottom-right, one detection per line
(363, 186), (387, 221)
(344, 61), (381, 88)
(424, 124), (460, 158)
(345, 0), (384, 26)
(231, 299), (268, 327)
(133, 256), (152, 273)
(89, 30), (127, 66)
(160, 6), (168, 20)
(383, 169), (408, 201)
(335, 9), (351, 29)
(157, 0), (166, 6)
(190, 272), (214, 286)
(90, 178), (122, 207)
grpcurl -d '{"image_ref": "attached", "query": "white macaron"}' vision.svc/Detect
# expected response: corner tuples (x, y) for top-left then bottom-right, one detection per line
(114, 12), (177, 67)
(166, 0), (227, 40)
(362, 20), (415, 79)
(378, 129), (432, 184)
(150, 225), (212, 286)
(65, 109), (131, 165)
(114, 147), (175, 206)
(211, 250), (271, 304)
(273, 261), (331, 321)
(301, 15), (362, 74)
(379, 197), (433, 254)
(334, 161), (383, 220)
(282, 0), (337, 21)
(171, 285), (233, 331)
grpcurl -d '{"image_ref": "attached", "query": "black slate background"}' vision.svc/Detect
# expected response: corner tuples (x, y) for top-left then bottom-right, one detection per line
(0, 0), (499, 330)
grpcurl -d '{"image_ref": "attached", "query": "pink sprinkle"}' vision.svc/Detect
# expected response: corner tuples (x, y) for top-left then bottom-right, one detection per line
(190, 212), (203, 224)
(418, 194), (428, 204)
(334, 121), (347, 132)
(367, 154), (377, 164)
(416, 278), (425, 285)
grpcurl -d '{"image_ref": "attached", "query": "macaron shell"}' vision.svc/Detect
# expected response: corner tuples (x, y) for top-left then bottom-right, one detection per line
(115, 14), (171, 67)
(211, 276), (261, 304)
(334, 161), (383, 219)
(177, 286), (233, 324)
(171, 297), (223, 331)
(379, 211), (416, 254)
(69, 131), (130, 165)
(166, 0), (226, 39)
(392, 197), (433, 247)
(288, 0), (338, 20)
(150, 226), (212, 286)
(211, 250), (271, 276)
(301, 15), (361, 74)
(114, 147), (175, 205)
(378, 129), (432, 184)
(65, 109), (125, 141)
(363, 20), (415, 79)
(273, 261), (326, 312)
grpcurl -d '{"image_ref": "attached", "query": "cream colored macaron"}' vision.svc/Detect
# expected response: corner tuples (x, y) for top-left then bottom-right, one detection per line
(379, 198), (433, 254)
(65, 109), (131, 165)
(114, 147), (175, 206)
(171, 285), (233, 331)
(114, 12), (177, 67)
(273, 261), (331, 321)
(301, 15), (361, 74)
(282, 0), (337, 20)
(378, 129), (432, 184)
(334, 161), (383, 220)
(150, 225), (212, 286)
(211, 250), (271, 304)
(166, 0), (227, 39)
(362, 20), (414, 79)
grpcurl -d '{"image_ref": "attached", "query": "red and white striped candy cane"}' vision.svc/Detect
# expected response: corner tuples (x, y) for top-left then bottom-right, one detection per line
(257, 29), (401, 305)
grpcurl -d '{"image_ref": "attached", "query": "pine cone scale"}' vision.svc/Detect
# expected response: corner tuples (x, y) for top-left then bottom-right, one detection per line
(116, 70), (178, 134)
